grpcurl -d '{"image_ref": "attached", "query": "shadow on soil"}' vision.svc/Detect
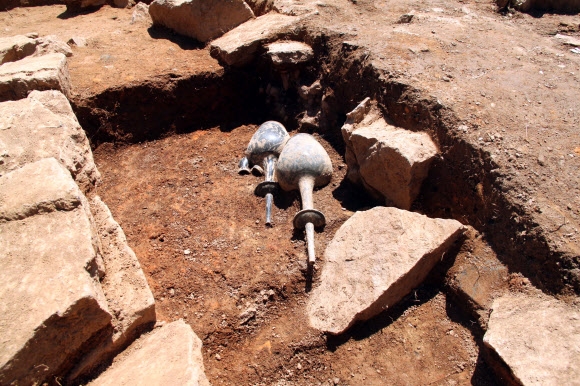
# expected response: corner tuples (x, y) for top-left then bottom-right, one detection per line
(147, 25), (205, 50)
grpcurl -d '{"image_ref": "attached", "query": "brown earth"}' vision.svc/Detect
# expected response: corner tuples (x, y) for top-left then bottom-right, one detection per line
(1, 1), (579, 385)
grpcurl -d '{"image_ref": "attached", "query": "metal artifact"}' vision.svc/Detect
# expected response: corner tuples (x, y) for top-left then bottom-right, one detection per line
(238, 121), (290, 225)
(275, 133), (332, 265)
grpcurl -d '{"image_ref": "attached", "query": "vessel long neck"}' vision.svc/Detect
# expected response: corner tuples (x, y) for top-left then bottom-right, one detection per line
(298, 176), (315, 210)
(263, 154), (276, 183)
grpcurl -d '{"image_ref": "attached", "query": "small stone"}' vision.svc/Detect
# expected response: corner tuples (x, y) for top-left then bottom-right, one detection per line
(396, 13), (414, 23)
(333, 378), (340, 385)
(296, 363), (302, 370)
(67, 36), (87, 47)
(184, 249), (191, 255)
(215, 353), (221, 361)
(169, 288), (175, 296)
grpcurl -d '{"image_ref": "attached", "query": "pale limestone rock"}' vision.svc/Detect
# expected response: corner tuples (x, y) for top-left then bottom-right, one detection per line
(308, 206), (465, 335)
(342, 98), (438, 210)
(266, 41), (313, 67)
(149, 0), (254, 43)
(131, 2), (152, 25)
(67, 196), (156, 381)
(210, 13), (299, 66)
(89, 320), (210, 386)
(33, 35), (74, 58)
(0, 210), (111, 385)
(0, 53), (71, 102)
(0, 35), (37, 65)
(0, 90), (100, 192)
(484, 293), (580, 386)
(68, 36), (88, 47)
(0, 158), (81, 222)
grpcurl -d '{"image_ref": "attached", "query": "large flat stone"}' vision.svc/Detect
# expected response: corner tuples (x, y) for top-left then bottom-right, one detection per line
(307, 206), (465, 335)
(0, 90), (100, 192)
(0, 53), (71, 102)
(342, 98), (438, 210)
(0, 209), (111, 384)
(210, 13), (300, 66)
(0, 35), (37, 65)
(67, 196), (156, 381)
(483, 293), (580, 386)
(149, 0), (255, 43)
(89, 320), (210, 386)
(0, 157), (81, 221)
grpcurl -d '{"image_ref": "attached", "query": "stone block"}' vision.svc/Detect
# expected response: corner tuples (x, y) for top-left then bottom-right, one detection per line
(149, 0), (255, 43)
(307, 206), (465, 335)
(483, 293), (580, 385)
(89, 320), (210, 386)
(342, 98), (438, 210)
(32, 35), (74, 58)
(0, 90), (100, 192)
(0, 209), (111, 384)
(445, 227), (509, 328)
(0, 157), (82, 222)
(0, 35), (37, 65)
(210, 13), (299, 66)
(67, 196), (156, 381)
(63, 0), (106, 11)
(0, 53), (71, 102)
(266, 41), (313, 67)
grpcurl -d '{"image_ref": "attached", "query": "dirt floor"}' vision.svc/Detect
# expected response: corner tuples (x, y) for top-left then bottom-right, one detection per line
(1, 1), (579, 385)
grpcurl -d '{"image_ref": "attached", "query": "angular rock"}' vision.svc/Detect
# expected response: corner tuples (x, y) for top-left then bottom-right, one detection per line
(131, 2), (153, 25)
(554, 33), (580, 47)
(446, 227), (509, 328)
(33, 35), (74, 58)
(67, 196), (156, 381)
(0, 35), (37, 65)
(483, 293), (580, 385)
(89, 320), (210, 386)
(0, 52), (71, 102)
(0, 205), (111, 384)
(149, 0), (255, 43)
(342, 98), (438, 210)
(0, 90), (100, 192)
(266, 41), (314, 67)
(0, 158), (81, 222)
(307, 206), (465, 335)
(68, 36), (88, 47)
(210, 13), (300, 66)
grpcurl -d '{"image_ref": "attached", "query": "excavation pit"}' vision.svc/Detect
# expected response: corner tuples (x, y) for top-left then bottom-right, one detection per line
(2, 3), (579, 385)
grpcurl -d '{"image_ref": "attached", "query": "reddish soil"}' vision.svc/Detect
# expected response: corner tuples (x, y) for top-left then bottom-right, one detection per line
(2, 1), (579, 385)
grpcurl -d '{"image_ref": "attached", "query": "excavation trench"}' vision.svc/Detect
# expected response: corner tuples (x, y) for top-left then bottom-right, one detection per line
(74, 29), (564, 385)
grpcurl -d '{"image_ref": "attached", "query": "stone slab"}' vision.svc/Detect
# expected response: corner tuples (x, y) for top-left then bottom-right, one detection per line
(0, 208), (111, 384)
(446, 227), (509, 328)
(0, 53), (71, 102)
(342, 98), (438, 210)
(67, 196), (156, 381)
(308, 206), (465, 335)
(33, 35), (74, 58)
(0, 35), (37, 65)
(210, 13), (300, 66)
(149, 0), (255, 43)
(483, 293), (580, 385)
(266, 40), (314, 67)
(0, 90), (100, 192)
(0, 157), (81, 222)
(89, 320), (210, 386)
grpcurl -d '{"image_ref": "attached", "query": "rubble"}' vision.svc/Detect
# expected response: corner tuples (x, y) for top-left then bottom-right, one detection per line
(308, 206), (465, 334)
(149, 0), (255, 43)
(341, 98), (438, 210)
(266, 41), (314, 67)
(0, 160), (111, 385)
(89, 320), (210, 386)
(0, 53), (71, 102)
(0, 35), (37, 65)
(210, 13), (300, 66)
(484, 293), (580, 385)
(67, 196), (157, 381)
(0, 90), (100, 192)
